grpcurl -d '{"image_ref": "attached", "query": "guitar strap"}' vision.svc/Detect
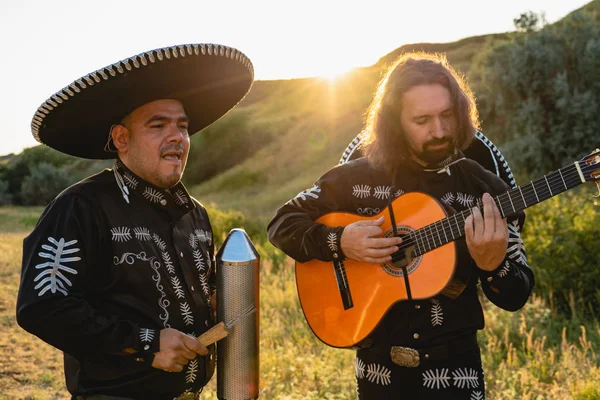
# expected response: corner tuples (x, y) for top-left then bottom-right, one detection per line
(386, 200), (413, 301)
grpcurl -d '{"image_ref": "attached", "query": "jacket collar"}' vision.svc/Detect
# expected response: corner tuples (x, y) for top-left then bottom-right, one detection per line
(112, 159), (195, 220)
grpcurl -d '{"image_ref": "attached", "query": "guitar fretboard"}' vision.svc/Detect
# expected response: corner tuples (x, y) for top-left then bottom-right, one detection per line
(408, 163), (584, 257)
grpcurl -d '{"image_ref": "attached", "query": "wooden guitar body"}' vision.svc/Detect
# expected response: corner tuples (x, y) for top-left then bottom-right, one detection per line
(295, 192), (457, 348)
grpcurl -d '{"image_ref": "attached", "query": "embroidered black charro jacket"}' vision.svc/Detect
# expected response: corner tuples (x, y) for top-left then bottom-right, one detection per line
(16, 161), (216, 399)
(268, 154), (534, 349)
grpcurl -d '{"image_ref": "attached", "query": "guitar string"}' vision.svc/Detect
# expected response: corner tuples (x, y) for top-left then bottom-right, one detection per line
(403, 163), (592, 254)
(392, 161), (597, 257)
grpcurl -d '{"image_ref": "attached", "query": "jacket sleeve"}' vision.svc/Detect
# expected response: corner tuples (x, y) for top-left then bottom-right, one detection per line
(479, 211), (534, 311)
(16, 193), (160, 361)
(267, 166), (348, 263)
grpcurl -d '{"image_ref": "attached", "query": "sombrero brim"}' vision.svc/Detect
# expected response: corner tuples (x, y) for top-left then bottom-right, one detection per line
(31, 43), (254, 159)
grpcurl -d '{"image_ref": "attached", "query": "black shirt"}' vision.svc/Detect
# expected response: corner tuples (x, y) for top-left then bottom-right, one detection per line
(17, 160), (216, 399)
(268, 155), (534, 348)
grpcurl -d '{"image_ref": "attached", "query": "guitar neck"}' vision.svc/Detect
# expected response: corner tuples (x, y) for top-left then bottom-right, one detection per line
(411, 163), (585, 257)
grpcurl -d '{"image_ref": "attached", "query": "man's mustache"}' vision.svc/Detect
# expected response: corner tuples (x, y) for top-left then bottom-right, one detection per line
(424, 137), (453, 149)
(160, 144), (185, 155)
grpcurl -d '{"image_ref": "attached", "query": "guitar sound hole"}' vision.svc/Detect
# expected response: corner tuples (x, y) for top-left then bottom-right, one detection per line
(382, 226), (421, 277)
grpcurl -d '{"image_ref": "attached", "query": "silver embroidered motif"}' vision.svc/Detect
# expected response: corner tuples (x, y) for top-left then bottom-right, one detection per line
(498, 261), (511, 278)
(161, 252), (176, 275)
(327, 232), (338, 252)
(174, 189), (189, 206)
(186, 359), (199, 383)
(114, 252), (170, 328)
(143, 187), (165, 203)
(33, 237), (81, 296)
(357, 207), (380, 216)
(123, 172), (139, 189)
(140, 328), (155, 342)
(355, 357), (366, 379)
(441, 192), (455, 205)
(291, 185), (321, 207)
(373, 186), (392, 200)
(152, 234), (167, 252)
(430, 299), (444, 327)
(423, 368), (451, 389)
(352, 185), (371, 199)
(171, 276), (185, 299)
(507, 220), (527, 265)
(452, 368), (479, 389)
(394, 189), (405, 198)
(133, 227), (152, 241)
(471, 391), (485, 400)
(111, 226), (132, 242)
(180, 302), (194, 326)
(193, 250), (206, 271)
(456, 193), (475, 207)
(365, 363), (391, 385)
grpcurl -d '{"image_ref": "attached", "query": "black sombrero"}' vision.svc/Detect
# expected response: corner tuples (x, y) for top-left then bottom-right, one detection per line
(339, 130), (517, 188)
(31, 43), (254, 159)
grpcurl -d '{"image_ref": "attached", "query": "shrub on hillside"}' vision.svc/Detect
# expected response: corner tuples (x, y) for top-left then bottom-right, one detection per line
(20, 162), (72, 205)
(473, 10), (600, 177)
(522, 188), (600, 317)
(0, 179), (12, 205)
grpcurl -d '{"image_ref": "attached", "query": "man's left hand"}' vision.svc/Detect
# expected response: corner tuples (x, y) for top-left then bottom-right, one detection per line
(464, 193), (508, 271)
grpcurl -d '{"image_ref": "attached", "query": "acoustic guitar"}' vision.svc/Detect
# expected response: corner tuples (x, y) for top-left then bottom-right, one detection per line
(295, 149), (600, 348)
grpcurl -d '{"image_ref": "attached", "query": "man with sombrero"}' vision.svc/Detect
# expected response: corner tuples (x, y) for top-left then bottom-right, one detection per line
(16, 43), (253, 400)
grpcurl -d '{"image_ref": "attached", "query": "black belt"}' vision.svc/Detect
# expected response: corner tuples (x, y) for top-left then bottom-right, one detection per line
(390, 333), (479, 368)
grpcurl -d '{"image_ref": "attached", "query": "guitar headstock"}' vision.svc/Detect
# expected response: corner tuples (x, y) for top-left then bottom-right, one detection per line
(580, 148), (600, 183)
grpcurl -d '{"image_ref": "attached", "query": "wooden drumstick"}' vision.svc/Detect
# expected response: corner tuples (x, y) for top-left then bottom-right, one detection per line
(196, 304), (256, 346)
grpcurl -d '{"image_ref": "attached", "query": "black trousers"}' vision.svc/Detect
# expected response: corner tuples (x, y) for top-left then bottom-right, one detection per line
(356, 334), (486, 399)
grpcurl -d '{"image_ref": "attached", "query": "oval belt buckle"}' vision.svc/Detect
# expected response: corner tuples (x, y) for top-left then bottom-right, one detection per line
(390, 346), (420, 367)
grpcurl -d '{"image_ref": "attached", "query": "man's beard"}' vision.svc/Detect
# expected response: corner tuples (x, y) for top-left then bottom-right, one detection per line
(417, 137), (455, 165)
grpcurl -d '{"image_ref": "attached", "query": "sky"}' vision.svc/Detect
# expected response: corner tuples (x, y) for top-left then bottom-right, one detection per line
(0, 0), (591, 156)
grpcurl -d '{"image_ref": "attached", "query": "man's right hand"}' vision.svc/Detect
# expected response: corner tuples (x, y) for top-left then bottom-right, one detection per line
(340, 216), (402, 263)
(151, 328), (208, 372)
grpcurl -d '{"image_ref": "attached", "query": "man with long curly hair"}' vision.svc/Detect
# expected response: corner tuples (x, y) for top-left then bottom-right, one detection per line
(268, 52), (533, 399)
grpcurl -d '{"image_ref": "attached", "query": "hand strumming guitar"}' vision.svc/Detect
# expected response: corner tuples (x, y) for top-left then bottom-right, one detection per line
(464, 193), (509, 272)
(340, 216), (403, 263)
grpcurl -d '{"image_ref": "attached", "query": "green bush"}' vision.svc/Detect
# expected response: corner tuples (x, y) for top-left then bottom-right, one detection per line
(20, 162), (72, 206)
(473, 10), (600, 177)
(523, 187), (600, 316)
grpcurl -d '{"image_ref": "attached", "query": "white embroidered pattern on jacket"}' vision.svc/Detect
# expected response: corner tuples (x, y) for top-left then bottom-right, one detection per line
(394, 189), (405, 198)
(507, 220), (527, 265)
(180, 302), (194, 326)
(352, 184), (371, 199)
(290, 185), (321, 207)
(365, 363), (391, 385)
(111, 226), (132, 242)
(327, 232), (338, 252)
(357, 207), (380, 216)
(114, 251), (170, 328)
(34, 237), (81, 296)
(355, 357), (366, 379)
(161, 252), (176, 275)
(498, 261), (511, 278)
(152, 234), (167, 252)
(452, 368), (479, 389)
(441, 192), (455, 205)
(373, 186), (392, 200)
(186, 358), (199, 383)
(171, 276), (185, 299)
(140, 328), (155, 343)
(123, 172), (139, 189)
(422, 368), (451, 389)
(199, 272), (211, 298)
(430, 299), (444, 327)
(456, 193), (475, 207)
(193, 249), (205, 272)
(194, 229), (212, 244)
(174, 189), (189, 206)
(471, 391), (485, 400)
(143, 187), (165, 203)
(189, 233), (198, 249)
(133, 227), (152, 241)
